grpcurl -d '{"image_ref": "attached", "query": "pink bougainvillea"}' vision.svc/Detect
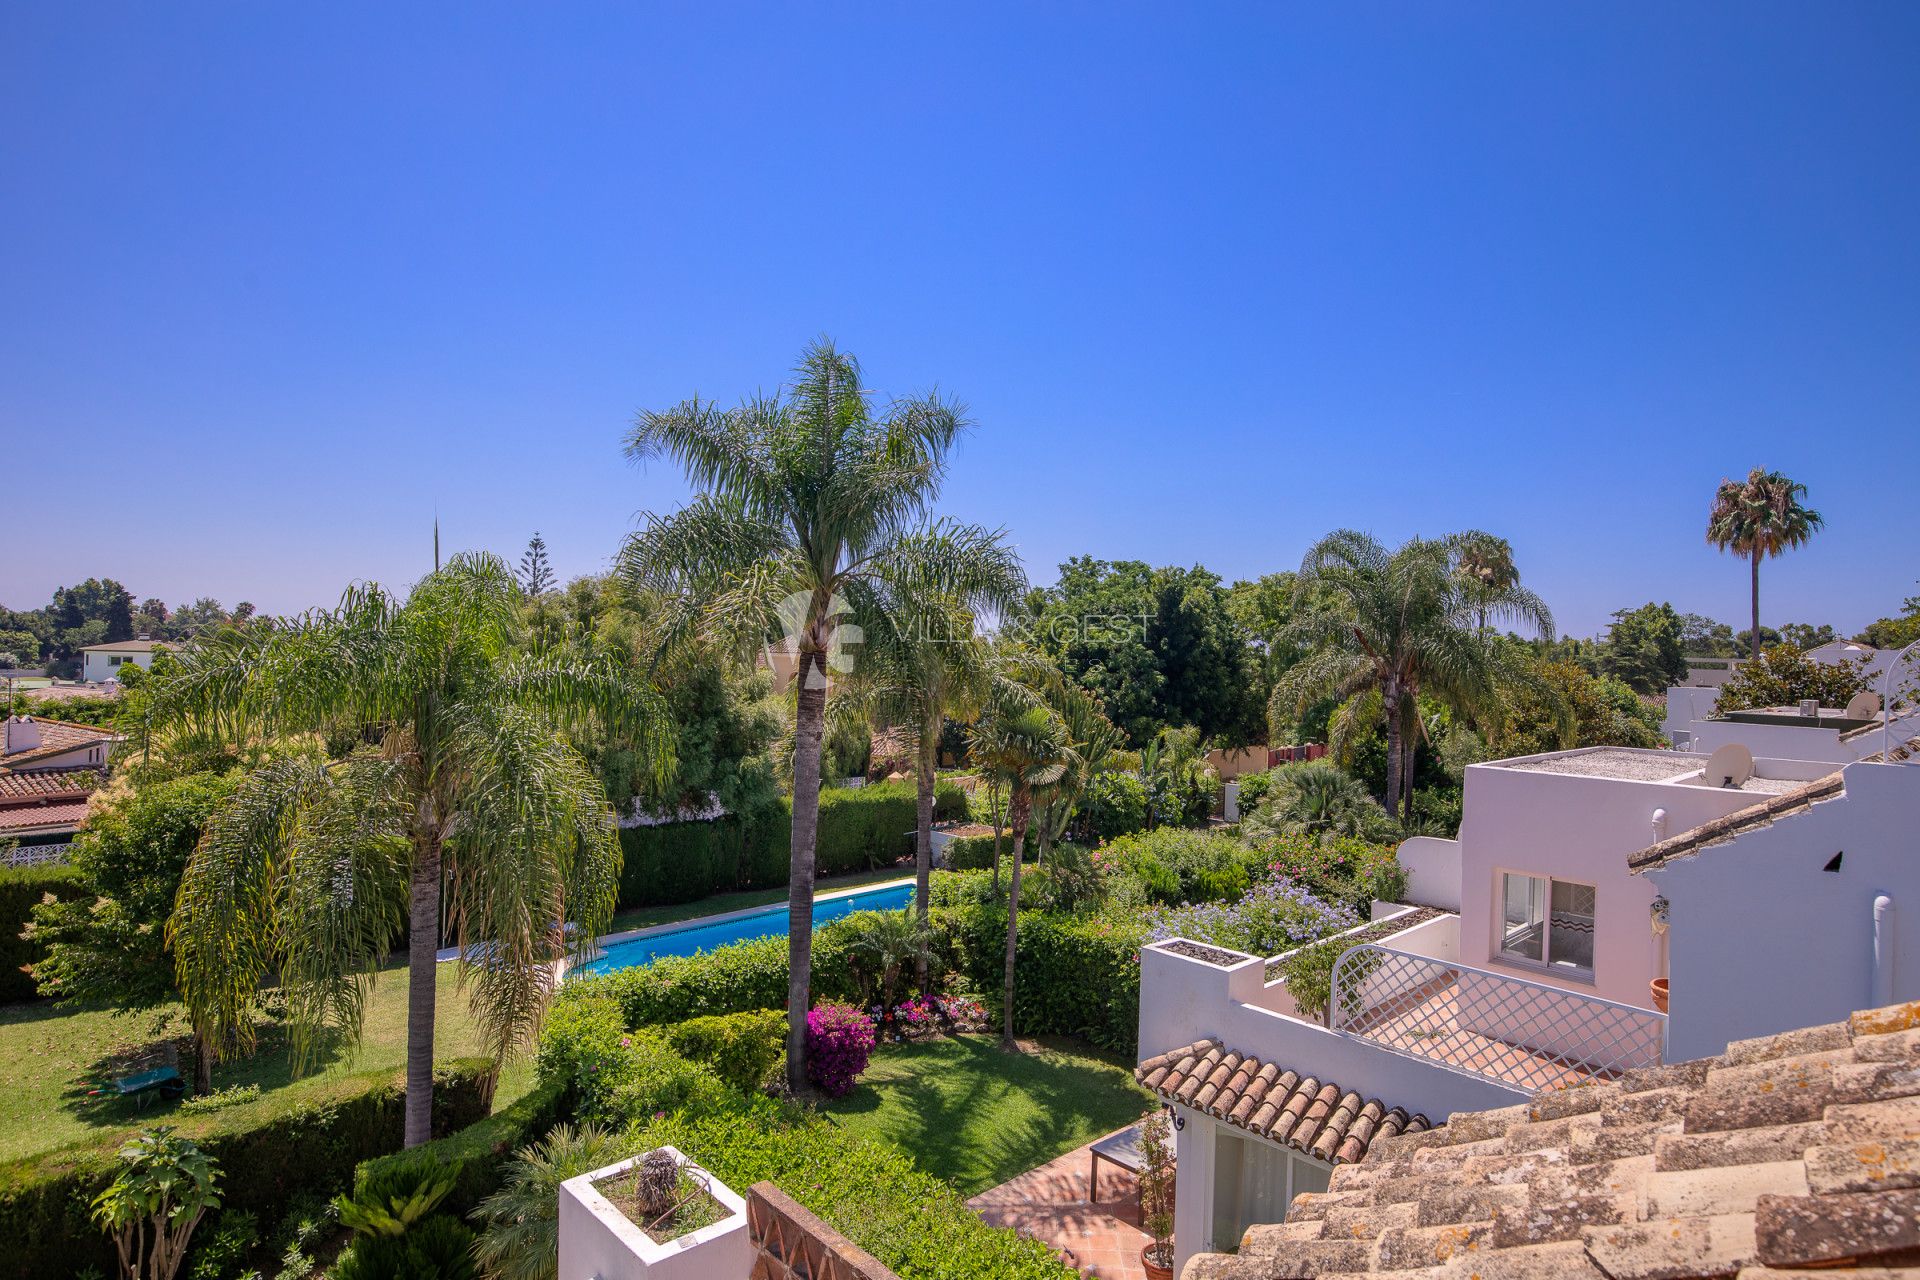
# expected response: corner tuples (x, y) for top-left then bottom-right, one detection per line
(805, 1002), (877, 1097)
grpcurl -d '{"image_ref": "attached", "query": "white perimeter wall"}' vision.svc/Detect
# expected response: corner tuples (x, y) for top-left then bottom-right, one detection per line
(1663, 687), (1721, 745)
(1397, 837), (1461, 911)
(1647, 761), (1920, 1063)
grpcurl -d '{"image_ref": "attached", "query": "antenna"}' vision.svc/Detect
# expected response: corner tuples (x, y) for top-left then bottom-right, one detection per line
(434, 514), (441, 572)
(1703, 743), (1754, 789)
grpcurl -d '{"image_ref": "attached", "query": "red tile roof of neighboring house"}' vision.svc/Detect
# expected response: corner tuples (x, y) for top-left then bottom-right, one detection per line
(1180, 1000), (1920, 1280)
(0, 769), (99, 803)
(0, 798), (90, 832)
(1, 718), (123, 770)
(1137, 1039), (1432, 1166)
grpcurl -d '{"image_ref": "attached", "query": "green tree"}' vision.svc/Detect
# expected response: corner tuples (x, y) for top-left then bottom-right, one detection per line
(1239, 761), (1398, 842)
(1275, 531), (1553, 821)
(618, 339), (1014, 1093)
(967, 690), (1074, 1049)
(1498, 658), (1664, 756)
(29, 770), (242, 1092)
(157, 554), (665, 1146)
(93, 1127), (220, 1280)
(519, 533), (556, 598)
(1717, 644), (1869, 713)
(1857, 589), (1920, 651)
(1779, 622), (1837, 650)
(1707, 468), (1824, 660)
(1454, 531), (1518, 633)
(1602, 603), (1689, 694)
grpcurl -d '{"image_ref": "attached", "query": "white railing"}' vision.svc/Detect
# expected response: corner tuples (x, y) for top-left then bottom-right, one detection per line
(1329, 944), (1665, 1092)
(2, 842), (73, 869)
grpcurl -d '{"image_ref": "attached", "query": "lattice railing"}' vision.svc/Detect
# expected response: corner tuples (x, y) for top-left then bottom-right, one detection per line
(1328, 944), (1665, 1092)
(1, 842), (72, 869)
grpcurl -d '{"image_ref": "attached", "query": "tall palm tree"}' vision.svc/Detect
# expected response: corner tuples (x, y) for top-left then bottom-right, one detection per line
(159, 555), (667, 1147)
(1031, 672), (1123, 855)
(838, 566), (1022, 992)
(1275, 531), (1553, 821)
(1707, 469), (1824, 661)
(1455, 531), (1517, 634)
(619, 339), (1016, 1093)
(967, 692), (1074, 1050)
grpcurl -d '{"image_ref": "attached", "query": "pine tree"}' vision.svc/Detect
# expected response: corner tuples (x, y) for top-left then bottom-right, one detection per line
(519, 532), (555, 597)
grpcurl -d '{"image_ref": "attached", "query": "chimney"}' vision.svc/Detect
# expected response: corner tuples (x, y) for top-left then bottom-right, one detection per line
(4, 716), (41, 756)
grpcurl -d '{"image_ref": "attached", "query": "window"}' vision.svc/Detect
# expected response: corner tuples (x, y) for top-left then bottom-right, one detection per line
(1210, 1132), (1333, 1249)
(109, 655), (124, 666)
(1498, 873), (1595, 976)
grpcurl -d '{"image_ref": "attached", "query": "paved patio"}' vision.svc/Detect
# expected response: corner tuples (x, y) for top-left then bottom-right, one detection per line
(969, 1126), (1152, 1280)
(1344, 979), (1599, 1091)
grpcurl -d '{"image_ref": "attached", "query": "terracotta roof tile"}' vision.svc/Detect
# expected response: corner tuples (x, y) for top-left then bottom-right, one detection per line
(1181, 1000), (1920, 1279)
(1, 718), (123, 770)
(1134, 1039), (1430, 1165)
(0, 798), (89, 831)
(0, 768), (100, 802)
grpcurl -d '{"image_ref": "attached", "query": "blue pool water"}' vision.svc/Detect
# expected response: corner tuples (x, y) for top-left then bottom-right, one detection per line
(573, 881), (916, 977)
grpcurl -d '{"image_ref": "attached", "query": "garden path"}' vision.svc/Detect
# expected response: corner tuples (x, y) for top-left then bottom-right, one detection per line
(968, 1125), (1150, 1280)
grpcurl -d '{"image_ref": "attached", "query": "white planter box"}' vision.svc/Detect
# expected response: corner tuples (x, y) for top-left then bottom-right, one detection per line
(558, 1146), (750, 1280)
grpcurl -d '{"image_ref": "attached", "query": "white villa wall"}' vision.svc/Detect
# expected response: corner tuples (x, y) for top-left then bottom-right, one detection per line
(81, 647), (155, 683)
(1456, 755), (1787, 1013)
(1396, 837), (1461, 911)
(1646, 760), (1920, 1063)
(1663, 687), (1721, 746)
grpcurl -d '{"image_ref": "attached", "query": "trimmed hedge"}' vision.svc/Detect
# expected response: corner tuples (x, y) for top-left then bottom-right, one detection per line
(939, 903), (1142, 1057)
(564, 921), (867, 1028)
(0, 1058), (497, 1280)
(353, 1075), (569, 1219)
(0, 863), (88, 1003)
(617, 781), (967, 909)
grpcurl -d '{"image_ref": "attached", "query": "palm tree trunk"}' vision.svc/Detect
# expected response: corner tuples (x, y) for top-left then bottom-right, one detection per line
(404, 833), (441, 1148)
(989, 777), (1004, 895)
(786, 646), (828, 1095)
(913, 732), (937, 995)
(1382, 679), (1404, 820)
(192, 1030), (213, 1096)
(1750, 555), (1762, 661)
(1000, 785), (1031, 1050)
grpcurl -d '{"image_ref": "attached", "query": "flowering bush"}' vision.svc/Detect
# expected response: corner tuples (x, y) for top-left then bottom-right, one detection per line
(1145, 876), (1357, 957)
(805, 1003), (877, 1098)
(1257, 833), (1406, 914)
(873, 993), (989, 1041)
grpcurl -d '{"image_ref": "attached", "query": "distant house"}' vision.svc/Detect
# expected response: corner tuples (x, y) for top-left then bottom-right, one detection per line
(0, 715), (122, 866)
(80, 638), (167, 684)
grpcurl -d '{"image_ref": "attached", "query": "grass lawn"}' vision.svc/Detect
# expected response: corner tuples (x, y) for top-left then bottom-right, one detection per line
(0, 960), (534, 1167)
(821, 1034), (1154, 1196)
(605, 864), (913, 935)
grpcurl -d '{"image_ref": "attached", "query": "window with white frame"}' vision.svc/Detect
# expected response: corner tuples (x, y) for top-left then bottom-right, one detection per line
(1211, 1131), (1333, 1249)
(1497, 873), (1596, 976)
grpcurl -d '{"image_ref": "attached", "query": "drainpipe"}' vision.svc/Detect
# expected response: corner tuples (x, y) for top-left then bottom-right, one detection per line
(1873, 895), (1896, 1008)
(1650, 808), (1669, 841)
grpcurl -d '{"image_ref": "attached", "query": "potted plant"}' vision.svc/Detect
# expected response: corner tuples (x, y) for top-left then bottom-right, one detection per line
(558, 1144), (749, 1279)
(1138, 1111), (1176, 1280)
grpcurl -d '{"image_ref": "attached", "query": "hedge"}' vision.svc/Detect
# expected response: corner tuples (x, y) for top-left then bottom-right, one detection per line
(0, 1058), (496, 1280)
(938, 903), (1143, 1057)
(617, 780), (967, 910)
(353, 1074), (569, 1220)
(564, 921), (867, 1029)
(0, 863), (88, 1003)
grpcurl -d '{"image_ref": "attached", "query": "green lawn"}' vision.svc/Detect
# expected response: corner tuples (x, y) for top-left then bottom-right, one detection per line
(605, 865), (912, 935)
(821, 1034), (1154, 1196)
(0, 960), (533, 1166)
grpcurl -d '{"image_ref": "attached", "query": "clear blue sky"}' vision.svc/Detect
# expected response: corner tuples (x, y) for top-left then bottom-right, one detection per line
(5, 4), (1917, 639)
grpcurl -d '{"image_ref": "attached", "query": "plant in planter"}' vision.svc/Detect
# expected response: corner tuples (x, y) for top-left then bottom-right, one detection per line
(1138, 1110), (1176, 1279)
(596, 1149), (727, 1245)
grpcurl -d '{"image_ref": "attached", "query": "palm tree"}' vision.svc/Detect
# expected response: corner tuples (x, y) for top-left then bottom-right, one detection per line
(967, 691), (1074, 1050)
(1030, 673), (1123, 856)
(1275, 531), (1553, 821)
(1239, 760), (1399, 843)
(1455, 531), (1517, 634)
(159, 555), (666, 1147)
(619, 339), (1016, 1093)
(839, 574), (1021, 992)
(1707, 469), (1824, 661)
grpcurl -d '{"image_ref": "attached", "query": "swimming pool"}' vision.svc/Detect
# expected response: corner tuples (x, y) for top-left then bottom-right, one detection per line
(572, 880), (916, 977)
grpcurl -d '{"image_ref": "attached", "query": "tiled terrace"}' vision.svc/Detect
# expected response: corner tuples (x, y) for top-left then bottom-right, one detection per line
(968, 1128), (1151, 1280)
(1341, 979), (1596, 1091)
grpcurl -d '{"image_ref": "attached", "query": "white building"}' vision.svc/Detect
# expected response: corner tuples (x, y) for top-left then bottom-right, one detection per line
(80, 638), (167, 684)
(1135, 741), (1920, 1274)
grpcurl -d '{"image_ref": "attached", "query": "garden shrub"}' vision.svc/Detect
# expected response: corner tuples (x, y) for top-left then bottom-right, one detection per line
(0, 1058), (496, 1280)
(944, 832), (999, 870)
(803, 1003), (876, 1098)
(626, 1078), (1074, 1280)
(0, 862), (87, 1003)
(1145, 878), (1358, 957)
(352, 1075), (568, 1220)
(535, 997), (732, 1125)
(332, 1214), (479, 1280)
(939, 902), (1144, 1056)
(1257, 833), (1407, 914)
(1101, 827), (1256, 906)
(615, 781), (968, 908)
(661, 1009), (785, 1095)
(1277, 935), (1382, 1025)
(1071, 769), (1148, 841)
(561, 920), (869, 1029)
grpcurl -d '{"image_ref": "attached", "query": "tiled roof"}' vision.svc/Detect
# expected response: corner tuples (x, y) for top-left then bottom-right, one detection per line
(79, 639), (167, 652)
(1, 718), (123, 769)
(0, 798), (90, 832)
(1136, 1039), (1431, 1166)
(0, 769), (100, 802)
(1181, 1000), (1920, 1280)
(1627, 772), (1844, 872)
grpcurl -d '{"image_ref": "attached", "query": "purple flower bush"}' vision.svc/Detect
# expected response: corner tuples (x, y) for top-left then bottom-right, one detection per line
(1145, 875), (1358, 957)
(804, 1002), (877, 1097)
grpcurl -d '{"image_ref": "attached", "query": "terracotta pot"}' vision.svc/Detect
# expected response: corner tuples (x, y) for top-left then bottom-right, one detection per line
(1142, 1243), (1175, 1280)
(1650, 978), (1669, 1013)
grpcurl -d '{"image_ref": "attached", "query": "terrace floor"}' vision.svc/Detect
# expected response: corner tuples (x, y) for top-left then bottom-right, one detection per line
(1344, 979), (1599, 1092)
(969, 1126), (1151, 1280)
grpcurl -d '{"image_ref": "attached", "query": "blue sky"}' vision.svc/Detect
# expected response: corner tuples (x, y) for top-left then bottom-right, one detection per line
(4, 3), (1917, 639)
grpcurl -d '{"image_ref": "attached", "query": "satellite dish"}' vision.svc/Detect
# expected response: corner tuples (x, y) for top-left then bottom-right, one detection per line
(1703, 743), (1754, 789)
(1844, 691), (1881, 720)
